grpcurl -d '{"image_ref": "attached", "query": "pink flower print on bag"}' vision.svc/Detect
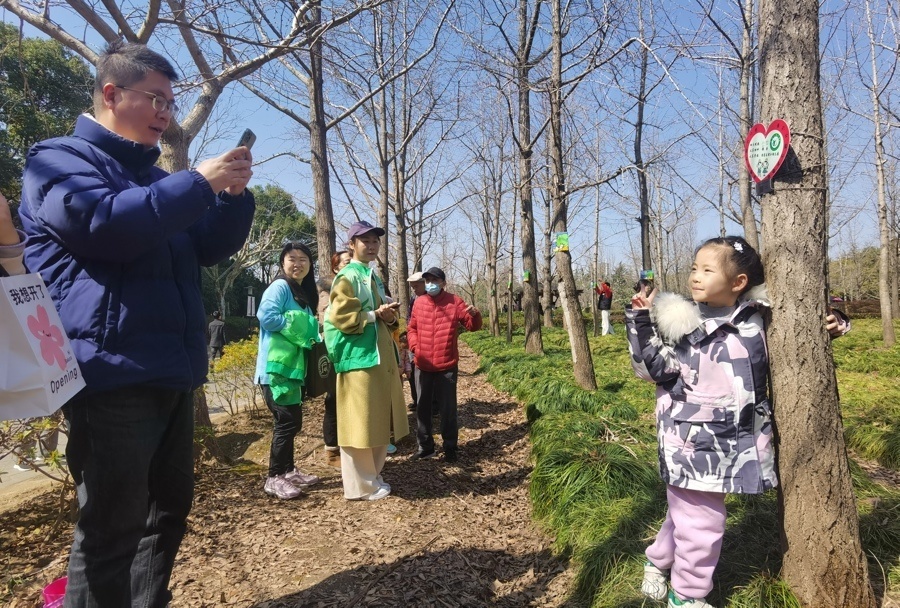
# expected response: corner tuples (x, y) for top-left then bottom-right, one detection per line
(27, 304), (67, 370)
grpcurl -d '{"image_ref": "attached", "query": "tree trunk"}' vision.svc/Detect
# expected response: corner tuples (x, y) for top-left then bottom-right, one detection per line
(308, 13), (336, 275)
(892, 237), (900, 318)
(592, 189), (600, 336)
(507, 194), (517, 344)
(739, 0), (760, 250)
(489, 185), (502, 337)
(758, 1), (876, 605)
(635, 41), (651, 271)
(543, 185), (554, 327)
(865, 0), (895, 346)
(159, 122), (189, 174)
(192, 389), (221, 462)
(517, 0), (543, 355)
(549, 0), (596, 390)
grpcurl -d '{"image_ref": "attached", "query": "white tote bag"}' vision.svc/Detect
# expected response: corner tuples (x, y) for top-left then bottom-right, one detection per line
(0, 273), (85, 421)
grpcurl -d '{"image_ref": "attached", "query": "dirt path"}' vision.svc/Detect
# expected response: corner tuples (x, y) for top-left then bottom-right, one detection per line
(2, 344), (580, 607)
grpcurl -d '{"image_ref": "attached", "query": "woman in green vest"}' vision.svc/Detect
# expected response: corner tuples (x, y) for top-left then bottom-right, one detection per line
(324, 221), (408, 500)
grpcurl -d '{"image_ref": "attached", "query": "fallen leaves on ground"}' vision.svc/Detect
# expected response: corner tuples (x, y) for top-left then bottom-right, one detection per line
(1, 344), (581, 607)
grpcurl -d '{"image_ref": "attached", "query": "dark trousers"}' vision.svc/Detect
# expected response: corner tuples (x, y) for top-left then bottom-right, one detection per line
(63, 386), (195, 608)
(409, 362), (419, 405)
(323, 390), (338, 449)
(262, 385), (303, 477)
(415, 366), (459, 454)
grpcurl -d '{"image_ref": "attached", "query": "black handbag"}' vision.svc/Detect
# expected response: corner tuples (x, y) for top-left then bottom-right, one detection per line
(305, 341), (334, 398)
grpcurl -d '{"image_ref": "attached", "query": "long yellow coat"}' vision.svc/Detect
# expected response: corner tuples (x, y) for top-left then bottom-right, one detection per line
(329, 277), (409, 448)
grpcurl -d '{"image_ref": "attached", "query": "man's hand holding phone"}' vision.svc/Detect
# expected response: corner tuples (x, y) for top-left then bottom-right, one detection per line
(195, 129), (255, 195)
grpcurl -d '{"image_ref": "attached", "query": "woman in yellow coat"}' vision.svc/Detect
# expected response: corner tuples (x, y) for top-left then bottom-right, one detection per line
(324, 221), (408, 500)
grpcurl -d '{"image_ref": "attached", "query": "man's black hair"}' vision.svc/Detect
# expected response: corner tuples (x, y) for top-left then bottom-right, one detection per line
(94, 41), (179, 100)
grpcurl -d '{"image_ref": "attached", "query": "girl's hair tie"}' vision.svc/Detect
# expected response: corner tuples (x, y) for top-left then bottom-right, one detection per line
(733, 242), (744, 252)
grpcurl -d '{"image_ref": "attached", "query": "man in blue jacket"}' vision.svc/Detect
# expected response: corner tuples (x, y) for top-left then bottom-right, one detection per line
(19, 41), (255, 607)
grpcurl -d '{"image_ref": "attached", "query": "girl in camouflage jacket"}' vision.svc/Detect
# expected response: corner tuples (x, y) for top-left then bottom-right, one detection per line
(625, 236), (774, 608)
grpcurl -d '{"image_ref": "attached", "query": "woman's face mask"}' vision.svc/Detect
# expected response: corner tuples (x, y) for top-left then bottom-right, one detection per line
(425, 282), (442, 296)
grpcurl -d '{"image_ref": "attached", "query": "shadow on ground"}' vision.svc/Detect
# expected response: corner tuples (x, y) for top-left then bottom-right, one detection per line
(249, 546), (582, 608)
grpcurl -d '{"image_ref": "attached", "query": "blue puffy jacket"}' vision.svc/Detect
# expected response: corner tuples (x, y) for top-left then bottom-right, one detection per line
(19, 115), (255, 393)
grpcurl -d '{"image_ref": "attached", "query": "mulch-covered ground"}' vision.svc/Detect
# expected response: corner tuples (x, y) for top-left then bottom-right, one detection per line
(1, 344), (582, 607)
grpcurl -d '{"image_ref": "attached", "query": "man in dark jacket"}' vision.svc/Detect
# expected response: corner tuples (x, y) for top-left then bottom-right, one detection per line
(18, 42), (255, 607)
(407, 267), (482, 462)
(208, 311), (227, 359)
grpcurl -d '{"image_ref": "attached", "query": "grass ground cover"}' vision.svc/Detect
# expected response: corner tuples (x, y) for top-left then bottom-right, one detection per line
(463, 321), (900, 607)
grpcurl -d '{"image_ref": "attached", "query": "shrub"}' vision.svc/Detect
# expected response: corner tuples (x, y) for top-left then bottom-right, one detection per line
(209, 335), (263, 417)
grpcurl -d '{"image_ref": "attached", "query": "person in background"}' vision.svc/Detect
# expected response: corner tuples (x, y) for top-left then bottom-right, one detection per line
(317, 249), (351, 470)
(208, 311), (226, 360)
(405, 271), (426, 412)
(255, 242), (322, 500)
(407, 267), (482, 463)
(595, 281), (614, 335)
(0, 191), (25, 277)
(634, 277), (654, 301)
(325, 221), (408, 500)
(0, 191), (61, 472)
(18, 41), (255, 606)
(398, 331), (413, 384)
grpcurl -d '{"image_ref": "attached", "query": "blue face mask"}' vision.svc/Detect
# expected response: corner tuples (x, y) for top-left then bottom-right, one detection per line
(425, 282), (441, 296)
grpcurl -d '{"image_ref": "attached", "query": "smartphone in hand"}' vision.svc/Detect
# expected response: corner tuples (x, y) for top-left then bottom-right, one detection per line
(237, 128), (256, 150)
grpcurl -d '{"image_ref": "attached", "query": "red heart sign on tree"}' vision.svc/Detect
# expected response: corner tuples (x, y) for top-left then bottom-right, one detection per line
(744, 119), (791, 183)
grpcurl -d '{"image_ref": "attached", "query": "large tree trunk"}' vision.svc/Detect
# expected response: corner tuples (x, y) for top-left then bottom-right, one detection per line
(517, 0), (543, 355)
(308, 14), (336, 275)
(549, 0), (596, 390)
(758, 1), (876, 605)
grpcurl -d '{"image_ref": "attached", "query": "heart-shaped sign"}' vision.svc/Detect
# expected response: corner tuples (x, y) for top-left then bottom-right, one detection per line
(744, 119), (790, 183)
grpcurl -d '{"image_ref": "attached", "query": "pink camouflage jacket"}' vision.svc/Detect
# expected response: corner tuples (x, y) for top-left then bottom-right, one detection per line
(624, 285), (778, 495)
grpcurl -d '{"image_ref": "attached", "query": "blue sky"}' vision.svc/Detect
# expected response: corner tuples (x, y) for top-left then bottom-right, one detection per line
(4, 0), (887, 285)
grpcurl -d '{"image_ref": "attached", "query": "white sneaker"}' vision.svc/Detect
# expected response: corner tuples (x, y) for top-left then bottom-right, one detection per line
(13, 463), (30, 472)
(264, 475), (303, 499)
(641, 561), (668, 601)
(284, 468), (320, 488)
(367, 486), (391, 501)
(668, 591), (715, 608)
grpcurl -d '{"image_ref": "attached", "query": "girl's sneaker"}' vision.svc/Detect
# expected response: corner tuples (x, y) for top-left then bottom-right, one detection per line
(264, 475), (302, 500)
(641, 561), (669, 601)
(285, 468), (321, 488)
(668, 591), (714, 608)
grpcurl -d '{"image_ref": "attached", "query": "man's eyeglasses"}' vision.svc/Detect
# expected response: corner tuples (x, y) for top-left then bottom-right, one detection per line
(115, 85), (179, 115)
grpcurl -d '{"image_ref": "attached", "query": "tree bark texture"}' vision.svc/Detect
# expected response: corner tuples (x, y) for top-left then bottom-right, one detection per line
(309, 22), (336, 276)
(758, 1), (876, 605)
(739, 0), (760, 250)
(517, 0), (543, 355)
(548, 0), (596, 390)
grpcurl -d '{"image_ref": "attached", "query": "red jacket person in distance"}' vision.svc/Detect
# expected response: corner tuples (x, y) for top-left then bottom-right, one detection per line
(407, 267), (482, 463)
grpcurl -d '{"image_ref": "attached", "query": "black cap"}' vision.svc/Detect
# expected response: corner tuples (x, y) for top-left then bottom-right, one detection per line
(422, 267), (446, 281)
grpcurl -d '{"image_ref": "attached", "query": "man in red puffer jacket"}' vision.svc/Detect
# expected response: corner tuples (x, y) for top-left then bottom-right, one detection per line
(407, 267), (482, 463)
